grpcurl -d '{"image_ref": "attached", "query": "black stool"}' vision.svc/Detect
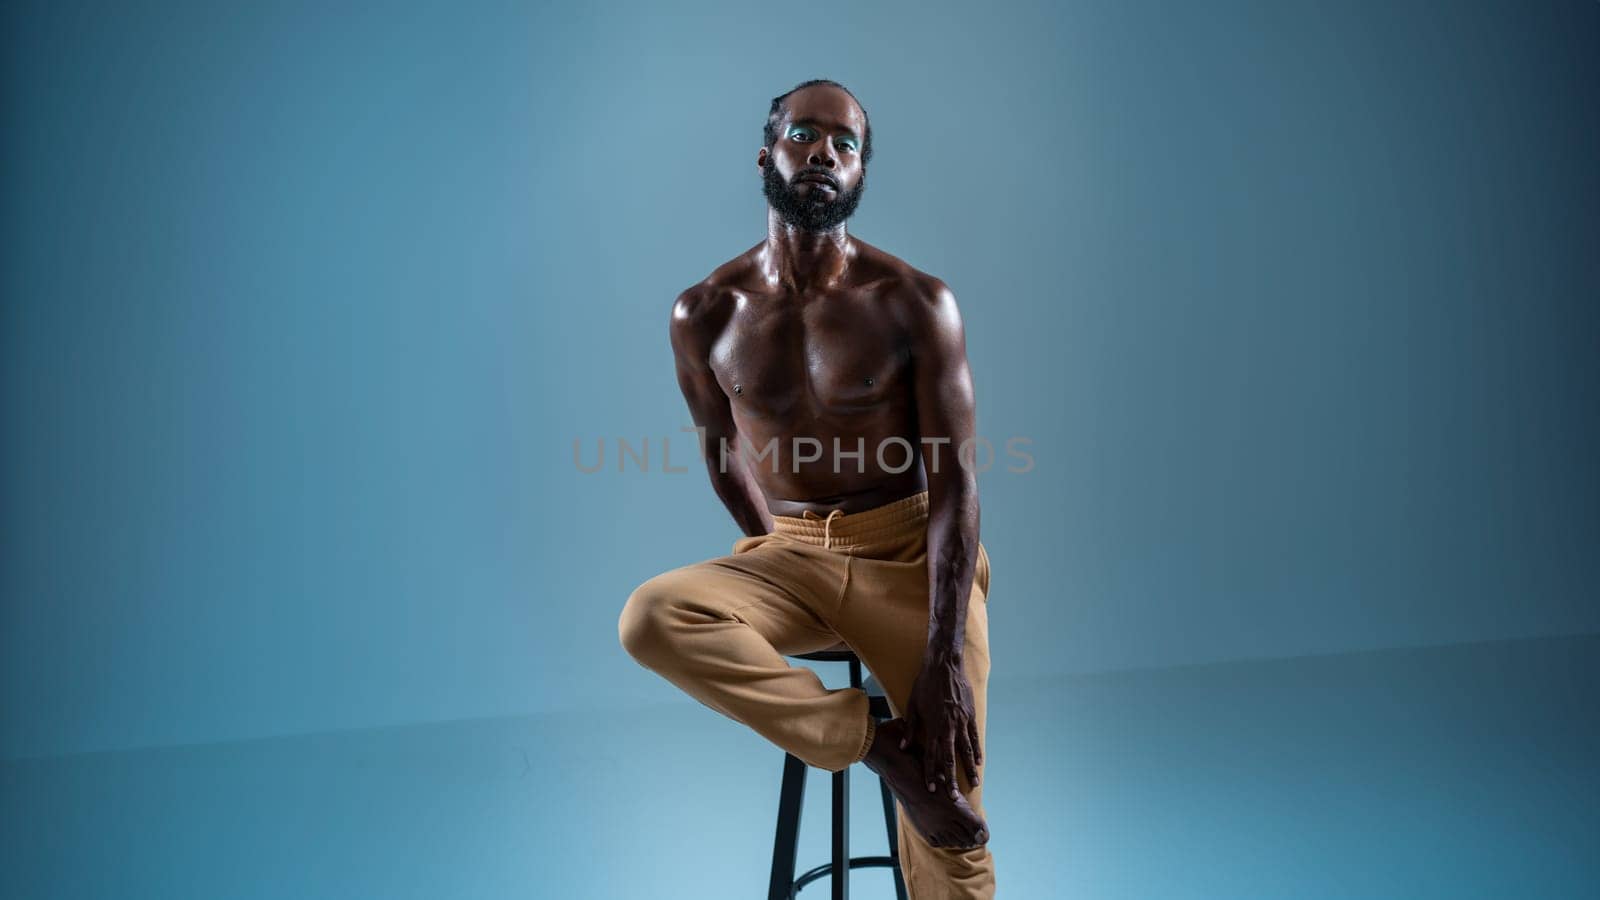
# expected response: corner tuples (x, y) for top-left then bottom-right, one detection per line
(768, 645), (908, 900)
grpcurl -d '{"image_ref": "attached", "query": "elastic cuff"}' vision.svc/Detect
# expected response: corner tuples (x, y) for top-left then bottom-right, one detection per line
(853, 708), (877, 764)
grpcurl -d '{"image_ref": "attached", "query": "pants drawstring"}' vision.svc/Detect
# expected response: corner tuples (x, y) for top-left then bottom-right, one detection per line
(803, 507), (846, 549)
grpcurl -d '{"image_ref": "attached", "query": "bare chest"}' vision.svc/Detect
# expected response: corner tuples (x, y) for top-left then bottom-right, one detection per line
(709, 296), (910, 419)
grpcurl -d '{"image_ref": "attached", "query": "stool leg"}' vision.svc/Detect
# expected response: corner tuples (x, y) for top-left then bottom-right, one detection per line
(878, 771), (909, 900)
(832, 766), (849, 900)
(830, 654), (861, 900)
(769, 752), (807, 900)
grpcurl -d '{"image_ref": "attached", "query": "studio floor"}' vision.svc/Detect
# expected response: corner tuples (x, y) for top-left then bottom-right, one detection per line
(4, 633), (1595, 899)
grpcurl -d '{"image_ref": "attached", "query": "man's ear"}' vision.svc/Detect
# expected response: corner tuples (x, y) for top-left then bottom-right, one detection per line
(756, 147), (768, 170)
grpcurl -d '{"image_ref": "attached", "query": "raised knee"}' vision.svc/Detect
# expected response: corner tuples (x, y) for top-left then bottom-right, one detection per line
(618, 578), (673, 663)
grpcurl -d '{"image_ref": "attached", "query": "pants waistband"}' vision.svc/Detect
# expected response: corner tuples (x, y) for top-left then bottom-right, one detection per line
(770, 490), (929, 550)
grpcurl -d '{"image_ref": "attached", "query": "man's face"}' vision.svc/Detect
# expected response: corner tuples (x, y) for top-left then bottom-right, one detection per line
(758, 86), (867, 232)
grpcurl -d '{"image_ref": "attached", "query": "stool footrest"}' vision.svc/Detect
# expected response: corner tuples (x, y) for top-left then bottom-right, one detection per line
(792, 856), (901, 895)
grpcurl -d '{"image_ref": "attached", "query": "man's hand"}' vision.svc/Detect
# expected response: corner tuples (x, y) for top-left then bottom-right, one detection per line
(900, 655), (982, 797)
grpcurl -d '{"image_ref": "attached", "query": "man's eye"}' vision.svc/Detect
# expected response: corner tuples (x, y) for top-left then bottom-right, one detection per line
(836, 141), (857, 152)
(790, 130), (813, 141)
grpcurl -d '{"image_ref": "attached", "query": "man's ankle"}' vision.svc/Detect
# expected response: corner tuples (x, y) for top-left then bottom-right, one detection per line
(863, 717), (900, 771)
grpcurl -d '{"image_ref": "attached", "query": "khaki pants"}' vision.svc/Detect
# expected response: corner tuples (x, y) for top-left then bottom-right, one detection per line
(618, 490), (995, 899)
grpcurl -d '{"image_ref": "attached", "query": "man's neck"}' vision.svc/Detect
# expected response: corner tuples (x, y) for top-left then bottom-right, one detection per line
(762, 211), (854, 294)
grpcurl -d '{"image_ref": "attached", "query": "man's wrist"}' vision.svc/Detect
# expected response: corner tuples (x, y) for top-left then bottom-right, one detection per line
(924, 639), (964, 667)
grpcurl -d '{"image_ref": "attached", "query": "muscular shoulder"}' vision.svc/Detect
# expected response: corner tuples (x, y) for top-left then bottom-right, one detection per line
(668, 282), (727, 370)
(852, 251), (970, 384)
(849, 245), (960, 342)
(849, 238), (956, 309)
(897, 275), (965, 359)
(668, 250), (760, 365)
(901, 271), (958, 318)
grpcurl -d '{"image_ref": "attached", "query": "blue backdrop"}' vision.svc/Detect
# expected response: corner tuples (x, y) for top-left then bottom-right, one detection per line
(3, 0), (1596, 761)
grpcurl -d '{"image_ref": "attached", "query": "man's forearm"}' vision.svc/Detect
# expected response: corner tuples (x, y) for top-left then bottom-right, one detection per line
(924, 483), (979, 662)
(702, 430), (774, 537)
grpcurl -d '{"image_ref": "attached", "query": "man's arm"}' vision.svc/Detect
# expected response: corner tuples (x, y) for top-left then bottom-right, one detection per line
(670, 286), (774, 537)
(899, 276), (984, 795)
(910, 278), (981, 664)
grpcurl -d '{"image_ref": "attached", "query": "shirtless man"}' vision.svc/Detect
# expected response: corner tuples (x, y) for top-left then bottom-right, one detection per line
(619, 79), (995, 897)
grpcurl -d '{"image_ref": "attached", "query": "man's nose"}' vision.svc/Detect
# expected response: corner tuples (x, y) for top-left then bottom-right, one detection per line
(808, 144), (838, 168)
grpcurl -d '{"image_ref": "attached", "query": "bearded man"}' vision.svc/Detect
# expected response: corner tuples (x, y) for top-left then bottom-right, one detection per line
(619, 78), (997, 900)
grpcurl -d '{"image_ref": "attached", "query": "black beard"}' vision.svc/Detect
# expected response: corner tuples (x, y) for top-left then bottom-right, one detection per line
(762, 160), (866, 232)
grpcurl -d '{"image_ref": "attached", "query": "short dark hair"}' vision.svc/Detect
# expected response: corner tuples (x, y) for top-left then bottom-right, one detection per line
(763, 79), (874, 166)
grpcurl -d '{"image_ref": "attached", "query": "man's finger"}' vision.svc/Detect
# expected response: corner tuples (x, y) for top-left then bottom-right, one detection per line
(966, 719), (983, 785)
(961, 727), (980, 788)
(945, 731), (960, 798)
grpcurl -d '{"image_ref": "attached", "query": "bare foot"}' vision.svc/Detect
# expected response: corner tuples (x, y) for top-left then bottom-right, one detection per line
(863, 717), (989, 850)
